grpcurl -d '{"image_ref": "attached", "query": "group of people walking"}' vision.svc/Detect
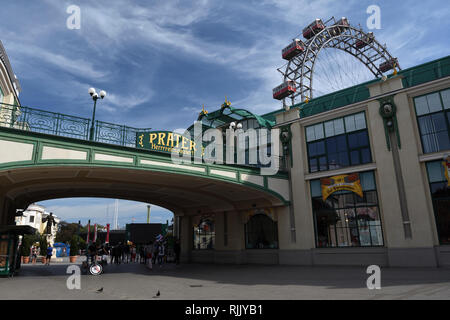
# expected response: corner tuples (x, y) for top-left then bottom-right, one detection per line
(85, 238), (181, 269)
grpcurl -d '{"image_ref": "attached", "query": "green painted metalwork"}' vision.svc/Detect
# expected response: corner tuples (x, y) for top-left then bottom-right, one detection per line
(94, 120), (152, 148)
(0, 102), (153, 148)
(400, 55), (450, 88)
(196, 103), (275, 129)
(378, 96), (401, 151)
(0, 128), (290, 204)
(0, 102), (90, 139)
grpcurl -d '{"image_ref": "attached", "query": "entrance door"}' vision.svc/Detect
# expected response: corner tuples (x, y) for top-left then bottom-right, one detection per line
(433, 198), (450, 245)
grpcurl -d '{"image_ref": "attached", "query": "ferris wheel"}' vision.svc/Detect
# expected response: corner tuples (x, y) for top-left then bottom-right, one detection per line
(273, 17), (400, 109)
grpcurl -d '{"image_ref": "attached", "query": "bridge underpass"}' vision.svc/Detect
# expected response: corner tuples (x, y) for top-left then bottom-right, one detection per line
(0, 126), (291, 264)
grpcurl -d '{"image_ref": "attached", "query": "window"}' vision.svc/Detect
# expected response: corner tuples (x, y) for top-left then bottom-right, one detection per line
(29, 215), (35, 223)
(426, 161), (450, 245)
(306, 112), (372, 173)
(0, 86), (3, 103)
(245, 213), (278, 249)
(414, 89), (450, 154)
(193, 216), (215, 250)
(311, 171), (384, 248)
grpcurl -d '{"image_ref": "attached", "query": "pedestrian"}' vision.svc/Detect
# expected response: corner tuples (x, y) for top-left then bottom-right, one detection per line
(139, 245), (145, 264)
(111, 245), (116, 264)
(30, 245), (36, 264)
(152, 242), (159, 265)
(131, 245), (136, 262)
(46, 245), (53, 265)
(29, 245), (33, 264)
(174, 239), (181, 265)
(123, 243), (130, 263)
(157, 241), (165, 267)
(116, 243), (123, 264)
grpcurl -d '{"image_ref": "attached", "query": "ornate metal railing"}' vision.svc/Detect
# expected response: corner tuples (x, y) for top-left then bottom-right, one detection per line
(0, 102), (152, 146)
(94, 120), (152, 148)
(0, 102), (91, 140)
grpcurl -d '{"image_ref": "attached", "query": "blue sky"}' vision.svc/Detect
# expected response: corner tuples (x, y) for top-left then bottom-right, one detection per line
(2, 0), (449, 226)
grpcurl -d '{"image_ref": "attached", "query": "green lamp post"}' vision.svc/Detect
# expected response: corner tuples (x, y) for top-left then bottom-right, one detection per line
(88, 87), (106, 141)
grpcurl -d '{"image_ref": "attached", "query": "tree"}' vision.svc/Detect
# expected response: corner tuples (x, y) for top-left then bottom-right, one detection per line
(39, 236), (47, 256)
(55, 222), (79, 243)
(56, 221), (105, 243)
(20, 235), (33, 257)
(69, 235), (80, 256)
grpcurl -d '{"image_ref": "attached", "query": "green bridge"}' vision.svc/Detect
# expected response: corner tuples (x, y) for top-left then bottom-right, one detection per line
(0, 102), (290, 226)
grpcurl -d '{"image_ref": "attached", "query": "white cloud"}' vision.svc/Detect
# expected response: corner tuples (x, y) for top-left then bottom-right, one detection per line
(6, 43), (107, 80)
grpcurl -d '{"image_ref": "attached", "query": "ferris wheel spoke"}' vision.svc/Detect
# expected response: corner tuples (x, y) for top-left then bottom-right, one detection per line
(276, 17), (400, 106)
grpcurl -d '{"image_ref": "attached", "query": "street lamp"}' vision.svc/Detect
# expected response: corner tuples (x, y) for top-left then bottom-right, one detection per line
(88, 87), (106, 141)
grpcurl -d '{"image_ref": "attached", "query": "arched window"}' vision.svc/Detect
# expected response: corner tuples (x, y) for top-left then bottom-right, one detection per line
(245, 213), (278, 249)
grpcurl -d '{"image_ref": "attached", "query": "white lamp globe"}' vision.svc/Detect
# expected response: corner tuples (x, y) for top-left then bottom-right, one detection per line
(99, 90), (106, 99)
(88, 87), (96, 96)
(236, 123), (243, 129)
(229, 122), (236, 129)
(92, 92), (99, 99)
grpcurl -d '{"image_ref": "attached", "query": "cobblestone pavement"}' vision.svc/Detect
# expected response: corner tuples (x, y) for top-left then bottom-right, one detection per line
(1, 259), (449, 300)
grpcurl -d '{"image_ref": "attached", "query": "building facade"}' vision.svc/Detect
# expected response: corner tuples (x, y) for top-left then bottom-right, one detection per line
(0, 40), (21, 128)
(179, 56), (450, 267)
(15, 204), (60, 245)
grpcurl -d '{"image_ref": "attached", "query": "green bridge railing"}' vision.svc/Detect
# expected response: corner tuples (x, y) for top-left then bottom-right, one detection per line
(0, 102), (152, 148)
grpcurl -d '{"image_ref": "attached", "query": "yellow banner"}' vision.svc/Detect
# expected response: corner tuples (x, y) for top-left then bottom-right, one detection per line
(444, 157), (450, 187)
(320, 173), (363, 201)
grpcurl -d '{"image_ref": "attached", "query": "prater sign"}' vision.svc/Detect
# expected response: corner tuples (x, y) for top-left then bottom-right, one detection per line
(136, 131), (204, 156)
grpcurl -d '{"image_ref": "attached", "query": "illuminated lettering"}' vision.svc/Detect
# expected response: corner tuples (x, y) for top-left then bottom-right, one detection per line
(149, 133), (157, 145)
(158, 132), (166, 145)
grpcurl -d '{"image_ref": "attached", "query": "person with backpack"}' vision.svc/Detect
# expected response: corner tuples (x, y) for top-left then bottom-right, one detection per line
(46, 245), (53, 265)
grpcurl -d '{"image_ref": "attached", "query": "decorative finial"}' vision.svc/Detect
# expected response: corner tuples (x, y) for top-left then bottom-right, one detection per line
(305, 96), (309, 104)
(198, 104), (208, 118)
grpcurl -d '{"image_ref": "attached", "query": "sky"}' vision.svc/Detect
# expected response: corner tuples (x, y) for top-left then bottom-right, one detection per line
(1, 0), (449, 226)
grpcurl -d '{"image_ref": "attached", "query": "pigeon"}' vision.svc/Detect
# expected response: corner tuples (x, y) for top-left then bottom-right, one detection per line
(153, 290), (160, 298)
(96, 287), (103, 293)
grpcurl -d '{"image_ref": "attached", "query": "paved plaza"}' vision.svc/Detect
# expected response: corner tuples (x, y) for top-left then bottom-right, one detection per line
(0, 259), (449, 300)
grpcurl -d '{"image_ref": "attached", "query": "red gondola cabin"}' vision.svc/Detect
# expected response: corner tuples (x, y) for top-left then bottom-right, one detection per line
(355, 32), (374, 49)
(303, 19), (325, 40)
(273, 81), (296, 100)
(379, 58), (399, 73)
(282, 39), (305, 60)
(331, 17), (349, 36)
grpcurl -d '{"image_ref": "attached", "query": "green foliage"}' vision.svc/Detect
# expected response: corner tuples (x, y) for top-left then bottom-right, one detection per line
(56, 221), (105, 244)
(39, 236), (48, 256)
(69, 235), (80, 256)
(78, 237), (86, 250)
(55, 222), (80, 243)
(20, 235), (33, 257)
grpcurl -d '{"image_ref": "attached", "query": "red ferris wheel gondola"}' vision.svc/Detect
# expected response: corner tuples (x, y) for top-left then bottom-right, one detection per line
(302, 19), (325, 40)
(282, 39), (306, 60)
(273, 80), (296, 100)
